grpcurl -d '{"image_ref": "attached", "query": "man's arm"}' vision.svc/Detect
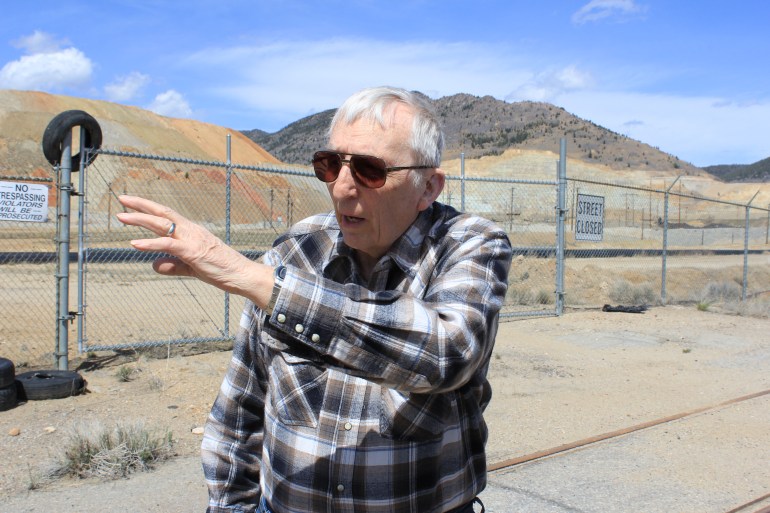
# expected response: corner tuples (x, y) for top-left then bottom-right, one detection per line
(267, 217), (513, 393)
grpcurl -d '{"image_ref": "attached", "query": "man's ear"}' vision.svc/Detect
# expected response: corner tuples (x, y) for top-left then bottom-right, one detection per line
(417, 169), (445, 211)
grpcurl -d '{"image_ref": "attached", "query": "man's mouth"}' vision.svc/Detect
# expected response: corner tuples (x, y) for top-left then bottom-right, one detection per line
(343, 215), (364, 223)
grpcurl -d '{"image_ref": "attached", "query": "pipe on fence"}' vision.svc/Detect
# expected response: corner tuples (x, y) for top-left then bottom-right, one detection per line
(45, 110), (102, 369)
(55, 133), (73, 370)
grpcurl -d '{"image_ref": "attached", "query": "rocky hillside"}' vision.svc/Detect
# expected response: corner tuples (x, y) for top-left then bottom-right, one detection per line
(0, 89), (279, 181)
(245, 93), (701, 176)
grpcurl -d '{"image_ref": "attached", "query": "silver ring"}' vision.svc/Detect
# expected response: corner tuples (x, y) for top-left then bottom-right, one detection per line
(165, 222), (176, 237)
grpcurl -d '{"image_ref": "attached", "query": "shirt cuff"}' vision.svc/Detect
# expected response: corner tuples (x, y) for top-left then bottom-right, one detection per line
(264, 265), (286, 316)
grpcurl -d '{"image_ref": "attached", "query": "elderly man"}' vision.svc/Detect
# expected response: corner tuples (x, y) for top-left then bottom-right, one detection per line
(117, 86), (512, 513)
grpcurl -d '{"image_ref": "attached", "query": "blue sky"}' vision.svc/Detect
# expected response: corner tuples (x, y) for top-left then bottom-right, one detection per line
(1, 0), (767, 167)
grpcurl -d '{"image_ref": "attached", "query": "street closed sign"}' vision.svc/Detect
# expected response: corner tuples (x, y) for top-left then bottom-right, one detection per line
(0, 181), (49, 223)
(575, 193), (604, 241)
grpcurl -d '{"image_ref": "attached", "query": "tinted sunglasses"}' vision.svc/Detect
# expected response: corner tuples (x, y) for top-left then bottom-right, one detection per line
(312, 150), (434, 189)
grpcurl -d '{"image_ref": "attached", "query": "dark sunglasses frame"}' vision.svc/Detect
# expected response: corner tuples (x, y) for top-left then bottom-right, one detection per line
(312, 150), (434, 189)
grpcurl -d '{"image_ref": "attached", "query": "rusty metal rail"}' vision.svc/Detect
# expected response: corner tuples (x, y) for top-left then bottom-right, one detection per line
(725, 493), (770, 513)
(486, 389), (770, 512)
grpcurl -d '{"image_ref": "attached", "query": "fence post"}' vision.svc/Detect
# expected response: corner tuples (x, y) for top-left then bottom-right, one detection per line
(661, 176), (681, 305)
(766, 204), (769, 245)
(743, 190), (760, 301)
(55, 132), (74, 370)
(224, 135), (232, 337)
(460, 152), (466, 212)
(76, 135), (88, 356)
(555, 138), (567, 315)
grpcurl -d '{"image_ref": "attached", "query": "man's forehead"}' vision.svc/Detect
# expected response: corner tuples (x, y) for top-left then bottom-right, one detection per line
(336, 103), (413, 133)
(330, 110), (412, 154)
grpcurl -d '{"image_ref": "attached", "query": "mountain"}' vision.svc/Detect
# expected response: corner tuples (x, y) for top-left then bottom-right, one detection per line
(242, 107), (335, 169)
(0, 89), (279, 180)
(3, 89), (765, 189)
(703, 157), (770, 183)
(244, 93), (702, 176)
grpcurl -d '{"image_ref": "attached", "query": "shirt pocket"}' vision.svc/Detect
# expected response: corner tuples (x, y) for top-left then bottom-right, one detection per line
(269, 352), (327, 428)
(379, 388), (455, 442)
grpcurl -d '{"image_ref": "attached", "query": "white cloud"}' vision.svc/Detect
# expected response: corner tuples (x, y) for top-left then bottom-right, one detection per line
(506, 65), (594, 102)
(0, 30), (93, 91)
(572, 0), (647, 25)
(12, 30), (68, 54)
(104, 72), (151, 102)
(0, 47), (93, 91)
(147, 89), (193, 118)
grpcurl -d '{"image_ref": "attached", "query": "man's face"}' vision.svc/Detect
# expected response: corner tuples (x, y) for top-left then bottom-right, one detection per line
(327, 104), (442, 272)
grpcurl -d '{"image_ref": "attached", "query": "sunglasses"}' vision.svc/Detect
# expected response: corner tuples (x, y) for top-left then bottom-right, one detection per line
(312, 150), (434, 189)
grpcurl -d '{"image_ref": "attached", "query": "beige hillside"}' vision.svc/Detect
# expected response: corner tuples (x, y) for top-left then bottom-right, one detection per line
(0, 89), (279, 181)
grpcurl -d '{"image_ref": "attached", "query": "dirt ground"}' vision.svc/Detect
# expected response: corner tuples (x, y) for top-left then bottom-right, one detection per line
(1, 306), (769, 512)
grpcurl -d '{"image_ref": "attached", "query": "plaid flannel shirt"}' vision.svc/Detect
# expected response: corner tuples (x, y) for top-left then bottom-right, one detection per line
(202, 202), (512, 513)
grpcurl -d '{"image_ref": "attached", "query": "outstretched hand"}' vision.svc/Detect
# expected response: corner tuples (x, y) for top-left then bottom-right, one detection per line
(116, 195), (274, 308)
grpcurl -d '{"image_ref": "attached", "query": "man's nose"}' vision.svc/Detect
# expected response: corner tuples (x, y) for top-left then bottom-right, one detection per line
(332, 164), (358, 194)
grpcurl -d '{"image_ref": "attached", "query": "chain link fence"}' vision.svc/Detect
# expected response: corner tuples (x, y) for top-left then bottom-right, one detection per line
(1, 140), (768, 367)
(564, 178), (770, 309)
(0, 177), (57, 367)
(79, 149), (331, 356)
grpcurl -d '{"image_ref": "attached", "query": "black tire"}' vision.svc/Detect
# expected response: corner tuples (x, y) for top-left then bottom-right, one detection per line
(16, 370), (86, 401)
(0, 357), (14, 388)
(42, 110), (102, 169)
(0, 383), (18, 411)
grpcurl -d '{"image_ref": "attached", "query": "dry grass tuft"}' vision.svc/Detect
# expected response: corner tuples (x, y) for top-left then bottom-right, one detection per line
(49, 421), (174, 481)
(609, 279), (658, 305)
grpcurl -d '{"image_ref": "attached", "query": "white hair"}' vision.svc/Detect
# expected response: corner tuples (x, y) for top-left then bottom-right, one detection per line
(328, 86), (444, 169)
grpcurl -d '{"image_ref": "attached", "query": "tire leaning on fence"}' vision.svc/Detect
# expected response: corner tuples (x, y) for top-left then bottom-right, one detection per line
(42, 109), (103, 169)
(0, 357), (18, 411)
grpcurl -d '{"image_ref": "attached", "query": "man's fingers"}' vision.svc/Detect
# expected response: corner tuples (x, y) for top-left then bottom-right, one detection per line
(118, 195), (174, 217)
(117, 195), (182, 233)
(116, 211), (173, 236)
(116, 195), (186, 239)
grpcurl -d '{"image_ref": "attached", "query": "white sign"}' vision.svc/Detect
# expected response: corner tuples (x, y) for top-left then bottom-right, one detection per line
(575, 193), (604, 241)
(0, 181), (49, 223)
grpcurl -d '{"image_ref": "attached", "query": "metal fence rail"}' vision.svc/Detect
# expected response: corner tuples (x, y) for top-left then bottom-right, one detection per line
(1, 138), (768, 367)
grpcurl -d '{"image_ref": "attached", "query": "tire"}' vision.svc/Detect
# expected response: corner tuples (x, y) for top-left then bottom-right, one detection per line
(16, 370), (86, 401)
(42, 110), (102, 169)
(0, 383), (18, 411)
(0, 357), (14, 388)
